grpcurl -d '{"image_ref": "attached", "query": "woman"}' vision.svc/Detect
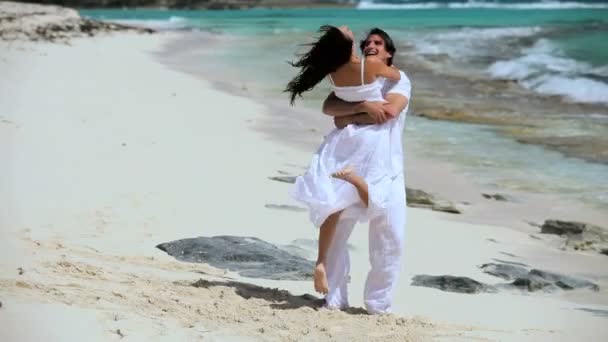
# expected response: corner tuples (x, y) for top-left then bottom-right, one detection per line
(285, 25), (400, 296)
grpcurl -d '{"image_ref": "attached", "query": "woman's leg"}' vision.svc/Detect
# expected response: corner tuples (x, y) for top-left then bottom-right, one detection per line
(315, 210), (342, 294)
(332, 166), (369, 207)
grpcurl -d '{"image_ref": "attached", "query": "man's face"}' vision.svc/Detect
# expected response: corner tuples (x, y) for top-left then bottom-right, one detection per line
(362, 34), (391, 64)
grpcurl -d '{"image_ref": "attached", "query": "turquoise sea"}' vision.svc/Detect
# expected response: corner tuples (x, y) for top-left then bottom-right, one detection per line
(83, 1), (608, 209)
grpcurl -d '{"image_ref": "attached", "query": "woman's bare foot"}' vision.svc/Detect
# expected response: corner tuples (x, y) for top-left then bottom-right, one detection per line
(332, 166), (369, 208)
(314, 262), (329, 294)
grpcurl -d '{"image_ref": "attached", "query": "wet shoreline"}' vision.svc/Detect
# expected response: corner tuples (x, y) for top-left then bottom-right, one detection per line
(396, 51), (608, 165)
(156, 31), (608, 219)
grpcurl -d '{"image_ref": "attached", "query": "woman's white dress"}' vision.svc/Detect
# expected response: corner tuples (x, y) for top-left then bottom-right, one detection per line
(291, 75), (399, 228)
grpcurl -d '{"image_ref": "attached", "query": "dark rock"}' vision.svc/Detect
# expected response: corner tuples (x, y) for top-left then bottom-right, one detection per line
(575, 308), (608, 317)
(490, 258), (529, 267)
(480, 263), (529, 281)
(431, 202), (461, 214)
(406, 188), (461, 214)
(264, 204), (306, 212)
(482, 193), (509, 201)
(601, 249), (608, 256)
(500, 269), (599, 293)
(413, 263), (599, 295)
(411, 275), (496, 294)
(563, 228), (608, 253)
(268, 176), (296, 184)
(406, 188), (435, 206)
(157, 236), (314, 280)
(508, 277), (555, 292)
(540, 220), (608, 255)
(528, 269), (599, 291)
(541, 220), (587, 235)
(481, 262), (599, 292)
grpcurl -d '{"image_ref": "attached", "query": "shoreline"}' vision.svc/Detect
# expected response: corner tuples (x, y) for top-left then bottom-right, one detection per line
(156, 30), (608, 231)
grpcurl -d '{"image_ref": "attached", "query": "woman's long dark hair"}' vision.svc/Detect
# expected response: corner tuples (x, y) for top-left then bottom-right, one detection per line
(285, 25), (353, 105)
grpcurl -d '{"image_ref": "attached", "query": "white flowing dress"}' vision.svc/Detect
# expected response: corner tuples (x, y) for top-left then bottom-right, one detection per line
(292, 65), (401, 228)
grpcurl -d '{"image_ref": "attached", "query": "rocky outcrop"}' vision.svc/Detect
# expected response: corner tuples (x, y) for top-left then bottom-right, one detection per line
(412, 262), (599, 295)
(479, 263), (529, 281)
(157, 236), (314, 280)
(0, 2), (153, 42)
(13, 0), (356, 10)
(481, 193), (510, 201)
(406, 188), (461, 214)
(268, 175), (297, 184)
(411, 275), (496, 294)
(541, 220), (587, 235)
(480, 262), (599, 292)
(540, 220), (608, 256)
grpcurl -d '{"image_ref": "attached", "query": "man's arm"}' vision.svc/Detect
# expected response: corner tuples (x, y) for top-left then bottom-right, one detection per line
(383, 93), (409, 118)
(334, 70), (411, 128)
(322, 92), (364, 117)
(333, 113), (375, 129)
(323, 92), (389, 123)
(334, 93), (409, 129)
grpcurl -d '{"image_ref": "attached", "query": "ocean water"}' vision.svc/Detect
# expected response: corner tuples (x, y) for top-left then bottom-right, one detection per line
(82, 2), (608, 209)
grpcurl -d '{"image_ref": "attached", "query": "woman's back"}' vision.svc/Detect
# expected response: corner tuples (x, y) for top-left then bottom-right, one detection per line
(328, 57), (385, 103)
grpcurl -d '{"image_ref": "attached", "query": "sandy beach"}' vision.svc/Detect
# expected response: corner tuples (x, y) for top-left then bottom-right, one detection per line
(1, 3), (608, 341)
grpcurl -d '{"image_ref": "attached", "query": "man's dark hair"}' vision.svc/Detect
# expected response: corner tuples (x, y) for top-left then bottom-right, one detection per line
(359, 28), (396, 66)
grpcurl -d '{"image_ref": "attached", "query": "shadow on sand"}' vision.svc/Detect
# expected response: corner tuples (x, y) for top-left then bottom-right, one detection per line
(188, 278), (368, 314)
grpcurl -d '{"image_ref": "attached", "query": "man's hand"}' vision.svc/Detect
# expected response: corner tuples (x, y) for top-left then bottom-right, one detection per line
(334, 113), (378, 128)
(359, 101), (389, 124)
(333, 116), (352, 129)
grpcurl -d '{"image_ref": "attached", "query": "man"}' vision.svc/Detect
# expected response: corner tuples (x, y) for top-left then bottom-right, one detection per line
(320, 28), (411, 314)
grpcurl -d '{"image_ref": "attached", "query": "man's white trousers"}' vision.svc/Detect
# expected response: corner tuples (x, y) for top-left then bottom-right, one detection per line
(324, 174), (406, 314)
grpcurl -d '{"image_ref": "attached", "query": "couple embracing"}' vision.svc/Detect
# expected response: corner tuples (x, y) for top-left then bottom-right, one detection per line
(286, 26), (411, 315)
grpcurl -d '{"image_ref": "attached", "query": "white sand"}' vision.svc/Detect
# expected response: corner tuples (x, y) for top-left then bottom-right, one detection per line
(1, 32), (607, 341)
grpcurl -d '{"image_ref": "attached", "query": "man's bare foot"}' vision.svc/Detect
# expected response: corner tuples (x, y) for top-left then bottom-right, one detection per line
(314, 263), (329, 294)
(331, 166), (357, 182)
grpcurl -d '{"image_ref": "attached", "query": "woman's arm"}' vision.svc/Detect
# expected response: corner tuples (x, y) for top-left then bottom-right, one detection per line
(368, 57), (401, 81)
